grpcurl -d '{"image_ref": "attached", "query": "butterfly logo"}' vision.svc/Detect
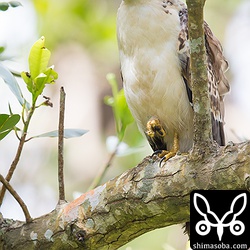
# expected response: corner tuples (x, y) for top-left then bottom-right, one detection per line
(193, 193), (247, 241)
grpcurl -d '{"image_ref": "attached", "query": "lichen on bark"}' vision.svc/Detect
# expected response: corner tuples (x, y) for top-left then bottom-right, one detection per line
(186, 0), (214, 155)
(1, 142), (250, 249)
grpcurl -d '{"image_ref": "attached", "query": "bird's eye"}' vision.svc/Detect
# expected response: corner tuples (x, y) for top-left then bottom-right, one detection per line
(167, 1), (173, 5)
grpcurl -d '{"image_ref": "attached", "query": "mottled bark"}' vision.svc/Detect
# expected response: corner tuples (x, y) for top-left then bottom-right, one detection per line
(186, 0), (214, 156)
(1, 141), (249, 249)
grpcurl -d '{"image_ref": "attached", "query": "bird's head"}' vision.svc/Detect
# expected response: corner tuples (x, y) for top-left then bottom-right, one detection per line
(121, 0), (186, 12)
(120, 0), (187, 22)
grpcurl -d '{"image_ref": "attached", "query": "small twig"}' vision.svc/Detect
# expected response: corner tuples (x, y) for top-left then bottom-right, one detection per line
(88, 142), (120, 191)
(0, 104), (36, 205)
(0, 134), (26, 205)
(58, 87), (66, 203)
(21, 102), (26, 124)
(230, 129), (248, 142)
(0, 174), (32, 223)
(13, 127), (21, 141)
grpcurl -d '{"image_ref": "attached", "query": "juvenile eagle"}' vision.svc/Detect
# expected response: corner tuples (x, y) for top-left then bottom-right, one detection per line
(117, 0), (230, 160)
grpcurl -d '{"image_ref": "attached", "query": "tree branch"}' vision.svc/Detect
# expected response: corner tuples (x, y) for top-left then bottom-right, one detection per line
(0, 174), (32, 224)
(58, 87), (66, 203)
(186, 0), (214, 156)
(1, 141), (249, 249)
(0, 103), (36, 205)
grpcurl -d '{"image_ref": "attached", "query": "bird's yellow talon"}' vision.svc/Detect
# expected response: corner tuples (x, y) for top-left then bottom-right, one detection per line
(158, 131), (179, 165)
(145, 118), (167, 152)
(146, 117), (166, 138)
(158, 150), (169, 158)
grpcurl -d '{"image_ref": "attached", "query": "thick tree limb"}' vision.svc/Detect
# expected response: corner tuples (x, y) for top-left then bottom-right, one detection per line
(1, 141), (249, 249)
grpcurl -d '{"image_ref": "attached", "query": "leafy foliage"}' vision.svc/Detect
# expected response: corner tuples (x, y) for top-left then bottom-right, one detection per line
(33, 129), (88, 139)
(0, 35), (88, 208)
(31, 0), (117, 59)
(0, 47), (5, 54)
(0, 36), (86, 141)
(0, 62), (28, 108)
(0, 1), (22, 11)
(0, 114), (20, 140)
(21, 36), (58, 103)
(105, 73), (134, 141)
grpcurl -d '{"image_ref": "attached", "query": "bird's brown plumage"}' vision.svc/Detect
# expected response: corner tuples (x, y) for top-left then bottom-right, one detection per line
(177, 4), (230, 146)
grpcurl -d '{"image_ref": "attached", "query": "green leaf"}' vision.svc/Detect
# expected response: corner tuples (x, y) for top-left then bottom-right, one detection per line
(25, 37), (58, 100)
(33, 67), (58, 99)
(0, 130), (12, 140)
(33, 73), (47, 97)
(106, 73), (118, 96)
(105, 73), (134, 141)
(43, 67), (58, 83)
(29, 36), (51, 80)
(115, 89), (134, 139)
(21, 37), (58, 101)
(0, 114), (20, 140)
(116, 89), (134, 128)
(0, 62), (30, 109)
(0, 2), (9, 11)
(103, 96), (114, 106)
(21, 71), (33, 93)
(9, 1), (22, 8)
(0, 1), (21, 11)
(0, 114), (20, 131)
(0, 47), (5, 54)
(33, 129), (88, 139)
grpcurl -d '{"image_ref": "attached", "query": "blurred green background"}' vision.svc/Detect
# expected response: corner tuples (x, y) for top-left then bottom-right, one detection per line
(0, 0), (246, 249)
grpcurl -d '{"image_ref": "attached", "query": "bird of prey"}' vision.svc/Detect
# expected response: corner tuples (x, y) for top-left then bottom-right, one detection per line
(117, 0), (230, 161)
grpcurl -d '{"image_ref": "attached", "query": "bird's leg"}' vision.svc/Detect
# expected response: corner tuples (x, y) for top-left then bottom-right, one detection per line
(160, 131), (179, 163)
(145, 118), (180, 164)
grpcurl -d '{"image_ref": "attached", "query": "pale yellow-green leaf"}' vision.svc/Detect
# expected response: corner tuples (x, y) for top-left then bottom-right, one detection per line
(21, 71), (33, 94)
(32, 67), (58, 99)
(29, 36), (51, 79)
